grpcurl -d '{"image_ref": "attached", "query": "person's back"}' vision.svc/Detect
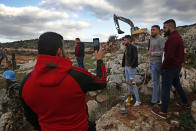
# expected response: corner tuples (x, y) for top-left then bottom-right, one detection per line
(20, 32), (107, 131)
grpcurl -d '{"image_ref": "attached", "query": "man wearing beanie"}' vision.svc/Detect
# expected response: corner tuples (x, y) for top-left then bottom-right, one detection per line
(20, 32), (107, 131)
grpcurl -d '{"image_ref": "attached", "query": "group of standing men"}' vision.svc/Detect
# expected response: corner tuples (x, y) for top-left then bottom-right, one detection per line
(123, 19), (189, 119)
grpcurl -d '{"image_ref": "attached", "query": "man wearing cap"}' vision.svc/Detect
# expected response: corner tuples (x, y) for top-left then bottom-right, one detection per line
(20, 32), (107, 131)
(122, 35), (141, 106)
(0, 70), (24, 130)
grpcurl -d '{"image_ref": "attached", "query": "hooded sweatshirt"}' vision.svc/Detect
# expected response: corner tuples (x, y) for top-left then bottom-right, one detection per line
(20, 54), (107, 131)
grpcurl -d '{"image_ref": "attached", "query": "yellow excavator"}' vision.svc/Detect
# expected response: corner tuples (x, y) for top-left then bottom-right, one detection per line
(113, 14), (148, 36)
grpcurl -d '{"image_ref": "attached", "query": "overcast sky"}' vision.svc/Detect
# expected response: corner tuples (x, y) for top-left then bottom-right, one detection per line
(0, 0), (196, 42)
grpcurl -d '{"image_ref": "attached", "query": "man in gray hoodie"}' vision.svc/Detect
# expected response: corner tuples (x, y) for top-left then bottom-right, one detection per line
(136, 25), (165, 105)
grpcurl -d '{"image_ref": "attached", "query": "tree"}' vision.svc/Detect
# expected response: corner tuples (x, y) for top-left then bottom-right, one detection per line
(108, 35), (117, 43)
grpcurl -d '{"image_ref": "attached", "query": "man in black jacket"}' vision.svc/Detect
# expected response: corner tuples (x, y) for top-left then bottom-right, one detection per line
(75, 38), (85, 68)
(122, 35), (141, 106)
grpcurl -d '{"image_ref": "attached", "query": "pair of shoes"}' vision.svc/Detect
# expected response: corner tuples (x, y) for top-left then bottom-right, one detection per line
(176, 101), (190, 108)
(151, 107), (167, 119)
(133, 101), (141, 106)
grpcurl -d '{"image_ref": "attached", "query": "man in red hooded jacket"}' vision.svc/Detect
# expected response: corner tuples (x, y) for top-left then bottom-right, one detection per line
(20, 32), (107, 131)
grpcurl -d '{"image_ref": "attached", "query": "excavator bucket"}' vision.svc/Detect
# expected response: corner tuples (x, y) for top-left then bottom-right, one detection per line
(118, 29), (124, 34)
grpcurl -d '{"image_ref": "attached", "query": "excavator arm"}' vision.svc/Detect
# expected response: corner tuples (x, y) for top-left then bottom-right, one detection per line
(114, 14), (138, 34)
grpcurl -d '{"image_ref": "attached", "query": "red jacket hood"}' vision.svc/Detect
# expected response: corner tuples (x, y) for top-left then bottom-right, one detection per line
(31, 54), (72, 87)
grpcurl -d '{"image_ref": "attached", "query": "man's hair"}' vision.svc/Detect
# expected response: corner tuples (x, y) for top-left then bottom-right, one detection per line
(164, 19), (176, 28)
(38, 32), (63, 56)
(75, 38), (80, 41)
(152, 25), (160, 30)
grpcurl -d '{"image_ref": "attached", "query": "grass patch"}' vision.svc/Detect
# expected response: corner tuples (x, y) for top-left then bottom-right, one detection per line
(138, 48), (147, 56)
(84, 56), (96, 70)
(15, 72), (27, 82)
(171, 109), (196, 131)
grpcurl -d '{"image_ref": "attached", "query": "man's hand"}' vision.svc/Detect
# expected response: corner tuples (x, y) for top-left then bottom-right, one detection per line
(147, 50), (152, 56)
(95, 44), (104, 60)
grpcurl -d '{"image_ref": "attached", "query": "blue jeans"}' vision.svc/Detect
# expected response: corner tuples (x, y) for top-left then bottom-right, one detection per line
(125, 66), (140, 101)
(76, 57), (85, 68)
(161, 67), (188, 113)
(150, 62), (162, 103)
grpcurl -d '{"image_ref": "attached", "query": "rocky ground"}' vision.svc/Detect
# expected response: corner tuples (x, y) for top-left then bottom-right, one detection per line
(96, 104), (171, 131)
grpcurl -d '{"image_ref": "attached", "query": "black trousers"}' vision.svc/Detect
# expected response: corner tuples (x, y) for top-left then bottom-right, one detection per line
(161, 67), (188, 113)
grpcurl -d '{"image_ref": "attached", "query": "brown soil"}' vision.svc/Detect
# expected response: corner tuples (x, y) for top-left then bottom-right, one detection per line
(1, 55), (36, 65)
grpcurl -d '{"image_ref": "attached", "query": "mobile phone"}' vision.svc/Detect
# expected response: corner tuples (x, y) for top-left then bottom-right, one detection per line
(93, 38), (100, 51)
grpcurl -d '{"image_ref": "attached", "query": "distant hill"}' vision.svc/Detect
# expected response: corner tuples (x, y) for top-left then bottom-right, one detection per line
(1, 23), (195, 50)
(0, 39), (93, 49)
(177, 23), (196, 35)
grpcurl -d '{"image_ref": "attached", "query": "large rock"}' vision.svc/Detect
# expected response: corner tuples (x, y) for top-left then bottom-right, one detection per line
(140, 85), (153, 96)
(96, 104), (170, 131)
(107, 74), (125, 84)
(105, 53), (112, 57)
(107, 82), (117, 89)
(191, 100), (196, 122)
(96, 94), (108, 103)
(88, 91), (97, 97)
(0, 112), (12, 131)
(110, 64), (124, 75)
(180, 68), (196, 93)
(135, 75), (143, 85)
(19, 60), (36, 70)
(87, 100), (99, 117)
(138, 55), (148, 64)
(120, 83), (128, 93)
(137, 63), (150, 78)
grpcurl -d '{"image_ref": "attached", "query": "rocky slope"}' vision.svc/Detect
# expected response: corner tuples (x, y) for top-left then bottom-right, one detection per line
(96, 104), (170, 131)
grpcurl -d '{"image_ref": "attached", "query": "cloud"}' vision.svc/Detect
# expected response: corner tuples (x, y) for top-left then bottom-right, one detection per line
(41, 0), (117, 19)
(41, 0), (196, 25)
(1, 0), (196, 42)
(0, 4), (91, 41)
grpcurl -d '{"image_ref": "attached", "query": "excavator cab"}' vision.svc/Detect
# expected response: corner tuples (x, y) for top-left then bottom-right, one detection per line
(131, 27), (139, 34)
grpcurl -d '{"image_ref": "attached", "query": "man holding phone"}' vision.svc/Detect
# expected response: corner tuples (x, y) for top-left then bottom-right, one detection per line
(20, 32), (107, 131)
(75, 38), (85, 68)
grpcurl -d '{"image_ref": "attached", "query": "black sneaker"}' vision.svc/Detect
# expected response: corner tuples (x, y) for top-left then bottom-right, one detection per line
(151, 107), (167, 119)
